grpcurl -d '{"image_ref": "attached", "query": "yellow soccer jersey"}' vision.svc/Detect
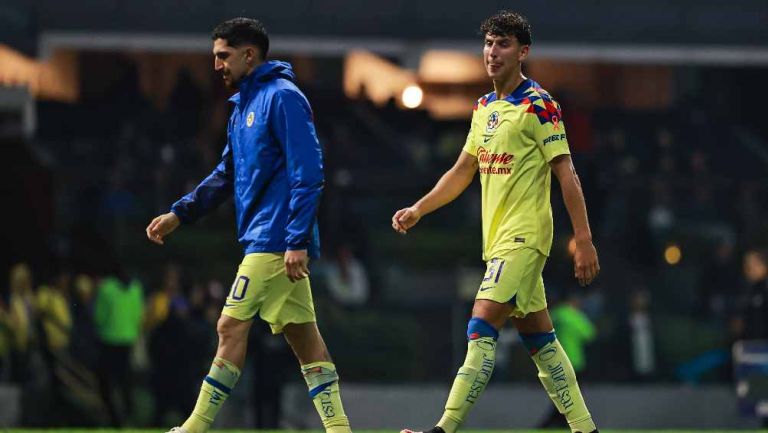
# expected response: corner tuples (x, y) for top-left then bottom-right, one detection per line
(463, 78), (570, 259)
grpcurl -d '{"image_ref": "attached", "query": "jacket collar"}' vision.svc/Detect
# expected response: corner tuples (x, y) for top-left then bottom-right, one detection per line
(228, 60), (294, 106)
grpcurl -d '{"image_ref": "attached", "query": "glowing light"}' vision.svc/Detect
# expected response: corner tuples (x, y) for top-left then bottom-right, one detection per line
(401, 85), (423, 109)
(664, 244), (682, 265)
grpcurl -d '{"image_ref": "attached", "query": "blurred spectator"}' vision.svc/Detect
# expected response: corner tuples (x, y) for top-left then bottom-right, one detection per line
(699, 240), (740, 319)
(148, 299), (192, 426)
(731, 249), (768, 433)
(0, 285), (12, 381)
(4, 263), (36, 382)
(629, 290), (656, 379)
(579, 286), (605, 322)
(556, 92), (594, 154)
(93, 272), (144, 427)
(35, 269), (75, 421)
(551, 293), (597, 372)
(249, 321), (291, 428)
(204, 279), (227, 324)
(101, 169), (139, 222)
(732, 248), (768, 340)
(147, 264), (193, 426)
(166, 68), (205, 140)
(36, 271), (73, 354)
(647, 180), (675, 242)
(70, 274), (98, 369)
(145, 263), (188, 332)
(324, 244), (370, 307)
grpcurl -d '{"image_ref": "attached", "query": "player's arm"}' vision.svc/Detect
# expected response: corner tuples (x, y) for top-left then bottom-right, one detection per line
(270, 88), (324, 282)
(392, 150), (478, 234)
(550, 154), (599, 286)
(146, 141), (235, 245)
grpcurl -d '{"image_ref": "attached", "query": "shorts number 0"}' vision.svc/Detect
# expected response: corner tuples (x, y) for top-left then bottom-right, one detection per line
(229, 276), (250, 301)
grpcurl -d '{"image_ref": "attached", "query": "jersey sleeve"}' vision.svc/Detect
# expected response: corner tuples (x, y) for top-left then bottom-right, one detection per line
(462, 109), (479, 156)
(531, 96), (570, 162)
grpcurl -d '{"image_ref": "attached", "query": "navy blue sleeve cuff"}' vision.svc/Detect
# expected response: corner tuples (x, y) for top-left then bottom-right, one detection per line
(286, 240), (310, 251)
(170, 207), (191, 224)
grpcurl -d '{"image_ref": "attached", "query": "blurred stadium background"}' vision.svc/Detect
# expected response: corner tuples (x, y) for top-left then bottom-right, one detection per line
(1, 0), (768, 430)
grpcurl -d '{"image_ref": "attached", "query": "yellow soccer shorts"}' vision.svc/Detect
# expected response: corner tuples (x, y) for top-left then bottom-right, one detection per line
(475, 247), (548, 318)
(222, 253), (316, 334)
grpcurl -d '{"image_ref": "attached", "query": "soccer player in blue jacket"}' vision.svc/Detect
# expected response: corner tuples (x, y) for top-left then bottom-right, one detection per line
(146, 18), (352, 433)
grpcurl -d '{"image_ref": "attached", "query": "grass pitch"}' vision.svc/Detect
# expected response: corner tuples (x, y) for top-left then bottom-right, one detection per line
(0, 428), (768, 433)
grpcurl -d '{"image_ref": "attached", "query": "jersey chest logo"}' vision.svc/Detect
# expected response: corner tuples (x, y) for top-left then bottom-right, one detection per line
(486, 111), (500, 133)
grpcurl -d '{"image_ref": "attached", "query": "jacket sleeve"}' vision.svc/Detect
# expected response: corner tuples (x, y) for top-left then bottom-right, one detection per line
(170, 140), (234, 223)
(270, 88), (324, 250)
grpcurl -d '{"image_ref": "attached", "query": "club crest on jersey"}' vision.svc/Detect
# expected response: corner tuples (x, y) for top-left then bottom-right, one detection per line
(246, 111), (255, 127)
(486, 111), (500, 133)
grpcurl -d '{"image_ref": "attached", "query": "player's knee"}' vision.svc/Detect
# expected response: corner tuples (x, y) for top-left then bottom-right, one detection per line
(217, 315), (248, 342)
(467, 317), (499, 341)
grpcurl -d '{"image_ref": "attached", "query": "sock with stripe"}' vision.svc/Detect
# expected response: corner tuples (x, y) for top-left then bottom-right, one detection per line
(436, 317), (498, 433)
(520, 331), (596, 433)
(181, 357), (241, 433)
(302, 361), (352, 433)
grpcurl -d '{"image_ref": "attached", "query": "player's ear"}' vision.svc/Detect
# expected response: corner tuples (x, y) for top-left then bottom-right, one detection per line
(244, 46), (257, 65)
(519, 45), (530, 62)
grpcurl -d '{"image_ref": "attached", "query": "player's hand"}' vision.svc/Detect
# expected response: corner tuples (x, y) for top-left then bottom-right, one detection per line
(285, 249), (310, 282)
(391, 206), (422, 234)
(145, 212), (180, 245)
(573, 237), (600, 286)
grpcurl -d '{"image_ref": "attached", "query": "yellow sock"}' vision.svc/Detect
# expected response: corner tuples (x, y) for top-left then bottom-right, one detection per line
(437, 336), (496, 433)
(182, 357), (241, 433)
(530, 339), (596, 433)
(301, 361), (351, 433)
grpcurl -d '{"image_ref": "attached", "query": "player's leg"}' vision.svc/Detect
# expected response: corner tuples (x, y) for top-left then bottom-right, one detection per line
(512, 304), (597, 433)
(416, 253), (538, 433)
(419, 299), (510, 433)
(404, 256), (521, 433)
(179, 315), (252, 433)
(174, 254), (268, 433)
(283, 321), (330, 364)
(278, 279), (351, 433)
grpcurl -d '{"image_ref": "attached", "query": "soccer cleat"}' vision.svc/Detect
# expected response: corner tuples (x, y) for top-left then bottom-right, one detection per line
(165, 427), (188, 433)
(401, 427), (445, 433)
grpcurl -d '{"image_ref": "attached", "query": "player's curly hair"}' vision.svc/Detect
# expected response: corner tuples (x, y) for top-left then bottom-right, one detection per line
(480, 11), (532, 46)
(212, 18), (269, 60)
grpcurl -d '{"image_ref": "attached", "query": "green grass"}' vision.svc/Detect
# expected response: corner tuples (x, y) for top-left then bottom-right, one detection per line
(1, 430), (766, 433)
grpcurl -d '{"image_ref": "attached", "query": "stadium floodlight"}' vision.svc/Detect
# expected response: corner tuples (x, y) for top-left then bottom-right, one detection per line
(401, 84), (423, 109)
(664, 244), (682, 265)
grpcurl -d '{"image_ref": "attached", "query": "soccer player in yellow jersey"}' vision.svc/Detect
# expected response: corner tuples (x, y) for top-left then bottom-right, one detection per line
(392, 11), (600, 433)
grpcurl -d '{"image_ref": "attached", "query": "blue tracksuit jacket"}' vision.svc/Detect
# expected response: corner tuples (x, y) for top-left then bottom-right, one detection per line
(170, 61), (322, 257)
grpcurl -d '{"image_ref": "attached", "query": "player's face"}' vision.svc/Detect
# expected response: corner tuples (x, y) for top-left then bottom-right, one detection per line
(213, 38), (258, 89)
(483, 34), (529, 80)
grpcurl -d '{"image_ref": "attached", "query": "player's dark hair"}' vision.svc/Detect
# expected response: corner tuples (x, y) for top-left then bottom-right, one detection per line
(480, 10), (532, 46)
(212, 18), (269, 60)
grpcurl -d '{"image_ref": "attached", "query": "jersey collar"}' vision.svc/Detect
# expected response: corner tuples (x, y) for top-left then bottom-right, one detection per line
(486, 78), (533, 105)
